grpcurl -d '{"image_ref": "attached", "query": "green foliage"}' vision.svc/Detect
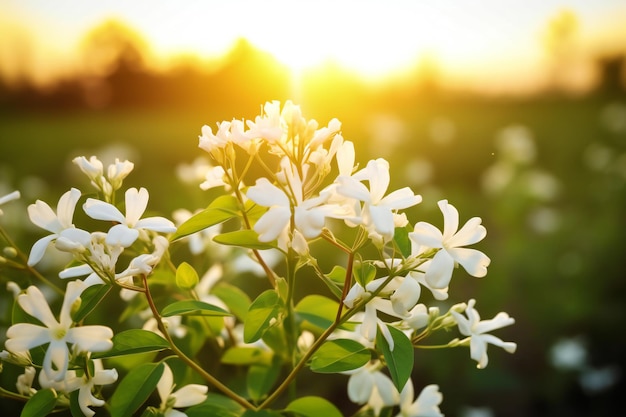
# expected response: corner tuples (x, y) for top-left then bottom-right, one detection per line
(171, 195), (240, 241)
(175, 262), (199, 290)
(295, 295), (340, 331)
(221, 346), (273, 366)
(376, 325), (414, 392)
(92, 329), (169, 359)
(310, 339), (370, 373)
(244, 290), (283, 343)
(186, 393), (245, 417)
(286, 396), (343, 417)
(21, 389), (57, 417)
(247, 356), (282, 401)
(110, 362), (164, 417)
(213, 230), (277, 250)
(353, 260), (377, 287)
(212, 283), (251, 321)
(161, 299), (230, 317)
(72, 284), (112, 322)
(392, 226), (412, 259)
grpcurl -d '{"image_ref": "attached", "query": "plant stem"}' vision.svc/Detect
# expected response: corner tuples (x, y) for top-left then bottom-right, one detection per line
(141, 275), (256, 410)
(0, 227), (64, 296)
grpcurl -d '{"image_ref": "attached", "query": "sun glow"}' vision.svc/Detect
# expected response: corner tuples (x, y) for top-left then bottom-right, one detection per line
(1, 0), (625, 91)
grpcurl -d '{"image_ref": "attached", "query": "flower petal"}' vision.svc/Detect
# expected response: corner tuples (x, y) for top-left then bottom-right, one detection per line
(157, 363), (174, 403)
(253, 206), (290, 242)
(83, 198), (125, 223)
(28, 200), (61, 232)
(379, 187), (422, 210)
(424, 249), (455, 289)
(5, 323), (50, 351)
(56, 188), (81, 229)
(410, 222), (444, 249)
(447, 247), (490, 277)
(447, 217), (486, 247)
(438, 200), (459, 241)
(106, 224), (139, 247)
(335, 175), (372, 203)
(247, 178), (289, 207)
(17, 286), (58, 328)
(125, 187), (149, 225)
(135, 217), (177, 233)
(27, 234), (56, 266)
(43, 340), (70, 381)
(67, 326), (113, 353)
(172, 384), (209, 407)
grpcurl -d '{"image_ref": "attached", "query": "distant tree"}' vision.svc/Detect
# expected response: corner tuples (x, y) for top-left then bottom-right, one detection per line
(80, 19), (151, 77)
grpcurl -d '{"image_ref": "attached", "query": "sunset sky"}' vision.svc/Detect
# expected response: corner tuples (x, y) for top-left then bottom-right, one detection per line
(1, 0), (625, 93)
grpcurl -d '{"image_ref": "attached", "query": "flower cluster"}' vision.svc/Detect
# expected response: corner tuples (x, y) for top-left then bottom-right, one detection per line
(0, 101), (516, 417)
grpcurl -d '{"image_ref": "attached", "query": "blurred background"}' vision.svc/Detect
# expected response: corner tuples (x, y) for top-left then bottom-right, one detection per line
(1, 1), (625, 416)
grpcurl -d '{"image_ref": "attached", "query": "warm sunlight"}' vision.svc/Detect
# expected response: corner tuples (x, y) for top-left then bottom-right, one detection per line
(1, 0), (626, 92)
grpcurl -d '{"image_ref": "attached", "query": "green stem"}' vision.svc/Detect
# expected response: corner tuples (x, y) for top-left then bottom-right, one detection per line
(260, 250), (362, 409)
(232, 184), (277, 287)
(335, 252), (354, 322)
(0, 227), (63, 296)
(141, 275), (255, 410)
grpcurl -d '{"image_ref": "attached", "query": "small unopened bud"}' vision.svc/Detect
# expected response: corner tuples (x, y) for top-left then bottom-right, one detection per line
(3, 246), (17, 258)
(70, 297), (82, 319)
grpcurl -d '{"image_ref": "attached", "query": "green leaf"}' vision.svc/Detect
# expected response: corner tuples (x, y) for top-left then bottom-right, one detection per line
(161, 300), (231, 317)
(92, 329), (169, 359)
(212, 283), (251, 321)
(221, 346), (273, 366)
(286, 396), (343, 417)
(295, 295), (340, 331)
(353, 260), (376, 287)
(247, 356), (282, 401)
(327, 265), (347, 285)
(393, 226), (412, 258)
(21, 388), (57, 417)
(213, 230), (276, 250)
(110, 362), (164, 417)
(244, 290), (283, 343)
(72, 284), (111, 322)
(310, 339), (370, 373)
(376, 325), (414, 392)
(241, 410), (283, 417)
(171, 195), (240, 241)
(176, 262), (199, 290)
(186, 393), (245, 417)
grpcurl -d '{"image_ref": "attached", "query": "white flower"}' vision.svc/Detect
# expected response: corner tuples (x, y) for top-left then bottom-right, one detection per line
(347, 363), (400, 415)
(16, 366), (36, 396)
(244, 100), (285, 143)
(410, 199), (490, 289)
(451, 299), (516, 369)
(83, 187), (176, 247)
(247, 158), (344, 249)
(63, 361), (118, 417)
(27, 188), (81, 266)
(57, 230), (124, 286)
(397, 381), (443, 417)
(5, 281), (114, 381)
(199, 165), (227, 190)
(73, 156), (104, 182)
(157, 363), (208, 417)
(336, 158), (421, 242)
(247, 177), (290, 244)
(0, 190), (20, 215)
(107, 158), (134, 191)
(343, 278), (405, 350)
